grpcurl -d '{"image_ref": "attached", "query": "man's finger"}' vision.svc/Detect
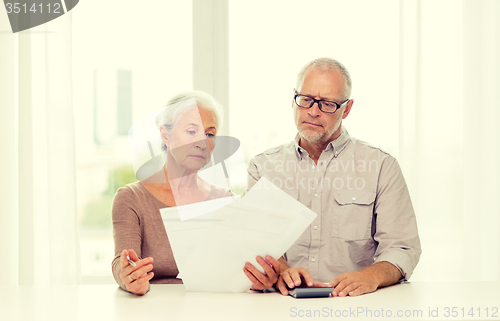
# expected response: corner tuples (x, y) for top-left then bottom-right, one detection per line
(338, 282), (359, 297)
(333, 278), (352, 297)
(281, 270), (295, 289)
(288, 269), (303, 287)
(244, 263), (268, 285)
(265, 255), (281, 274)
(298, 268), (314, 287)
(276, 278), (289, 296)
(243, 266), (264, 289)
(281, 270), (295, 288)
(329, 275), (343, 288)
(256, 256), (273, 275)
(256, 256), (278, 284)
(348, 284), (368, 297)
(311, 281), (330, 288)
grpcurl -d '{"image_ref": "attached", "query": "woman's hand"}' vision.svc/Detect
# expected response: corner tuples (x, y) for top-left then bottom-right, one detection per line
(119, 249), (154, 295)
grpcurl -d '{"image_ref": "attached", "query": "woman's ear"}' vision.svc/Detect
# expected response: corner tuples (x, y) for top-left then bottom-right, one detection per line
(160, 126), (169, 148)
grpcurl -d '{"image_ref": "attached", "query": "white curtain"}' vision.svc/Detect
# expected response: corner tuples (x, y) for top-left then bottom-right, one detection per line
(399, 0), (499, 281)
(0, 12), (80, 285)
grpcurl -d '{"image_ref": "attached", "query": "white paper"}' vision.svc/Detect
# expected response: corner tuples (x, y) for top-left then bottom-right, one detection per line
(160, 196), (235, 274)
(160, 177), (317, 293)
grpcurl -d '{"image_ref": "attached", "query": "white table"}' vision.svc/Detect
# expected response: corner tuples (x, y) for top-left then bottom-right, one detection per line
(2, 282), (499, 320)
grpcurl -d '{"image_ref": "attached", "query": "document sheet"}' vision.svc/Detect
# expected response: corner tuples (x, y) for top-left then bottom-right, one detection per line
(160, 177), (317, 292)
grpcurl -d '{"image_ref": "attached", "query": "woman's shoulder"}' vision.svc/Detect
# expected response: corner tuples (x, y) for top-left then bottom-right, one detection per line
(115, 181), (143, 198)
(113, 181), (155, 206)
(115, 181), (168, 208)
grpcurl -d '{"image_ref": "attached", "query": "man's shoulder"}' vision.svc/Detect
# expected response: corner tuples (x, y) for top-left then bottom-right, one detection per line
(348, 136), (394, 160)
(250, 141), (296, 161)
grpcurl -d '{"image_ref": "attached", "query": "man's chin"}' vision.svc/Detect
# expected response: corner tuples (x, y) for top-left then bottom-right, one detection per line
(298, 129), (325, 144)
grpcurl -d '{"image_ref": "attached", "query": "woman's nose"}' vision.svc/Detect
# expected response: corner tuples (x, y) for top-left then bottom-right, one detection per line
(196, 138), (207, 149)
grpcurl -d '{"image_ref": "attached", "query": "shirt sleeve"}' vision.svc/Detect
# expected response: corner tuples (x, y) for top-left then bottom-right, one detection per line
(373, 156), (422, 281)
(247, 157), (262, 191)
(111, 186), (143, 291)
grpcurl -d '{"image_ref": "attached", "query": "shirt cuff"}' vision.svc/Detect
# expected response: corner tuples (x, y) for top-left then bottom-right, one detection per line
(374, 250), (414, 281)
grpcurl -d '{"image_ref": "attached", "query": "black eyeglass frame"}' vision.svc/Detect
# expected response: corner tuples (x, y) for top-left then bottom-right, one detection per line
(294, 91), (349, 114)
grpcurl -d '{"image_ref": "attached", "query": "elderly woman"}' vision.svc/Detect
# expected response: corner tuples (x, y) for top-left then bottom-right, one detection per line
(112, 91), (231, 295)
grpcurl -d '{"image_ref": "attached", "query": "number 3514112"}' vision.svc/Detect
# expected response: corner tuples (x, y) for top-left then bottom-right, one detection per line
(5, 2), (62, 14)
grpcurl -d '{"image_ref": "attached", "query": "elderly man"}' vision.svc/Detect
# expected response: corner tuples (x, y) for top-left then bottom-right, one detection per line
(243, 57), (421, 297)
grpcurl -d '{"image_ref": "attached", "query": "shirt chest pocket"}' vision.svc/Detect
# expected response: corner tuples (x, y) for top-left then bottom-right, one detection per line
(331, 190), (376, 241)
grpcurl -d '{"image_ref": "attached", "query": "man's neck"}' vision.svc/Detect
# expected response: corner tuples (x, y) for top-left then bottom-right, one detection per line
(298, 128), (342, 164)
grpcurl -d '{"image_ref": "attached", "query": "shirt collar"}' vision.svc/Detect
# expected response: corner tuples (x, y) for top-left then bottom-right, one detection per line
(294, 126), (351, 160)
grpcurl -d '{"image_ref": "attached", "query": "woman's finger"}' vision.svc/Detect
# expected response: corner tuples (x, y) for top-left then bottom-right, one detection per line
(127, 249), (140, 262)
(120, 249), (130, 269)
(127, 272), (154, 295)
(127, 262), (154, 281)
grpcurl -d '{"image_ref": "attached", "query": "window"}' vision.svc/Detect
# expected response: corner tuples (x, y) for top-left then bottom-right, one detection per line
(228, 0), (400, 160)
(72, 0), (193, 282)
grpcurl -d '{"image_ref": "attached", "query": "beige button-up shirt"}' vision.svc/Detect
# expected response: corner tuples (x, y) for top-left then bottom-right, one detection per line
(247, 127), (421, 282)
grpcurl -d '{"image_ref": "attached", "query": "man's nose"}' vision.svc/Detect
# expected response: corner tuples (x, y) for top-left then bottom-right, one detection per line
(308, 101), (322, 116)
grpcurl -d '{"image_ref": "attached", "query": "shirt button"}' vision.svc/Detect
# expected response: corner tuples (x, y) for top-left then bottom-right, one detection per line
(314, 226), (318, 230)
(311, 258), (316, 262)
(314, 193), (319, 198)
(352, 197), (356, 201)
(311, 165), (315, 169)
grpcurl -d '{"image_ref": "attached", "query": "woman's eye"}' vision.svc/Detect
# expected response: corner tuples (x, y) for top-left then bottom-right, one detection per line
(187, 130), (196, 135)
(207, 133), (215, 138)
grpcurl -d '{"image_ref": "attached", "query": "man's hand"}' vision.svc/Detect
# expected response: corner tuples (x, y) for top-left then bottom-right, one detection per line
(243, 255), (281, 290)
(329, 270), (379, 297)
(276, 267), (329, 296)
(329, 261), (402, 297)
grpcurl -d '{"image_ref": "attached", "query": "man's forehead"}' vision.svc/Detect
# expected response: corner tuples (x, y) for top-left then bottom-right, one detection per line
(301, 68), (345, 98)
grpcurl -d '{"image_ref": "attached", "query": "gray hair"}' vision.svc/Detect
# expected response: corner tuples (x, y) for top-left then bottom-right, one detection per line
(296, 57), (352, 100)
(155, 90), (223, 151)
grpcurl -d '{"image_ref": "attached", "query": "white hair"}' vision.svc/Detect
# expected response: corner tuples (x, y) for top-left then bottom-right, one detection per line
(155, 90), (223, 151)
(296, 57), (352, 100)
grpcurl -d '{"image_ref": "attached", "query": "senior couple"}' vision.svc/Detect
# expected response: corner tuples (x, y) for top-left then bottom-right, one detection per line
(112, 57), (421, 296)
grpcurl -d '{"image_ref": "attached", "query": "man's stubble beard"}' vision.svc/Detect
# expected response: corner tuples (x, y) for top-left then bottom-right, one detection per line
(297, 127), (326, 144)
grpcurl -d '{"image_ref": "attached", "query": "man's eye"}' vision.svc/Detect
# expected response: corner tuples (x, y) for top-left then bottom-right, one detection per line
(187, 130), (196, 135)
(323, 101), (337, 108)
(207, 133), (215, 138)
(301, 97), (313, 103)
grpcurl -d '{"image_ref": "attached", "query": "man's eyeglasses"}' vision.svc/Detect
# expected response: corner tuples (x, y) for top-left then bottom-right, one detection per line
(294, 91), (349, 114)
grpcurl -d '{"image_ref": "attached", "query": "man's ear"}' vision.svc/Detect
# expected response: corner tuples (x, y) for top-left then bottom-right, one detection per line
(342, 99), (354, 119)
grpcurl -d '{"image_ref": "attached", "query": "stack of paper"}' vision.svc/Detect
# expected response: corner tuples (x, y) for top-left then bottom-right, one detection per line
(160, 177), (317, 292)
